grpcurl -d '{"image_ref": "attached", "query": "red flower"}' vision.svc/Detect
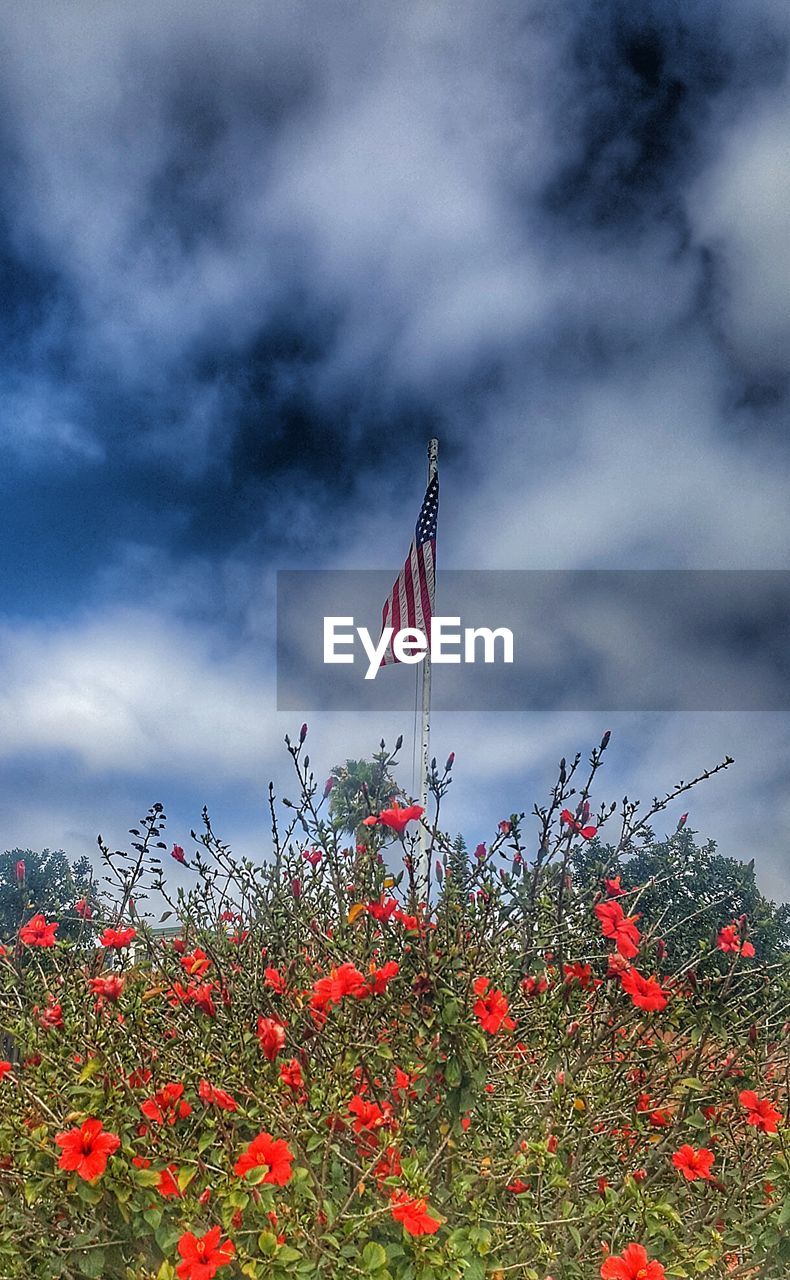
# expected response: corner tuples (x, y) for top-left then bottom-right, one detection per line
(55, 1118), (120, 1182)
(37, 997), (64, 1030)
(348, 1094), (393, 1134)
(171, 844), (187, 865)
(234, 1131), (294, 1184)
(672, 1145), (715, 1181)
(180, 948), (211, 978)
(310, 962), (367, 1013)
(0, 1061), (12, 1082)
(257, 1016), (286, 1061)
(390, 1191), (441, 1236)
(99, 926), (136, 949)
(739, 1090), (783, 1133)
(176, 1226), (235, 1280)
(75, 898), (93, 920)
(366, 959), (399, 995)
(199, 1079), (238, 1112)
(595, 900), (642, 959)
(264, 967), (286, 993)
(141, 1082), (192, 1125)
(507, 1178), (530, 1194)
(19, 914), (58, 947)
(604, 875), (624, 897)
(717, 923), (755, 958)
(157, 1164), (182, 1198)
(600, 1243), (666, 1280)
(619, 966), (668, 1012)
(522, 974), (549, 998)
(377, 803), (424, 835)
(560, 809), (597, 839)
(472, 977), (515, 1034)
(279, 1059), (304, 1092)
(89, 975), (125, 1004)
(563, 961), (597, 990)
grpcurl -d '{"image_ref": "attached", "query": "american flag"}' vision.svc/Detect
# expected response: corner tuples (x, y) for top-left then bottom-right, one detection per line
(379, 473), (439, 666)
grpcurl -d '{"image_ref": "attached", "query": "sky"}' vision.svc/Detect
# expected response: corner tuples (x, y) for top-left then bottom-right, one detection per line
(1, 0), (788, 901)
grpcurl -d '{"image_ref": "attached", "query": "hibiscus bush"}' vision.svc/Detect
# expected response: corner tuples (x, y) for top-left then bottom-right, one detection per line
(0, 730), (788, 1280)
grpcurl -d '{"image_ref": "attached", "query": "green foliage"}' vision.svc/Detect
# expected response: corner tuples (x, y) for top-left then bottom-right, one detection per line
(329, 746), (402, 838)
(571, 828), (790, 964)
(0, 734), (788, 1280)
(0, 848), (93, 943)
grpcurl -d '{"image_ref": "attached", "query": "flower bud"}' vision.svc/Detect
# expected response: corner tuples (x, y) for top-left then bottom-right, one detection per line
(600, 730), (611, 750)
(14, 860), (25, 885)
(299, 723), (308, 743)
(323, 777), (334, 798)
(656, 939), (666, 963)
(445, 752), (455, 770)
(677, 812), (688, 830)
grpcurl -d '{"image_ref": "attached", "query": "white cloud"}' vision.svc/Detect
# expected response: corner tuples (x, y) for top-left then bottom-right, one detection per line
(688, 81), (790, 370)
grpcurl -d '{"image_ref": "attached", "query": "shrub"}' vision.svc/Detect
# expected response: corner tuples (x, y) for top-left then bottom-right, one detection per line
(0, 732), (787, 1280)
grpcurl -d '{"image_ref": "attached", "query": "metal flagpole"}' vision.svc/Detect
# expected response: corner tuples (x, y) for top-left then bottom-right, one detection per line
(417, 437), (439, 896)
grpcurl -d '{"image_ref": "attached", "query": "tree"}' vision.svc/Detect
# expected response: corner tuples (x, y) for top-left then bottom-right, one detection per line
(570, 827), (790, 965)
(328, 745), (402, 839)
(0, 848), (94, 943)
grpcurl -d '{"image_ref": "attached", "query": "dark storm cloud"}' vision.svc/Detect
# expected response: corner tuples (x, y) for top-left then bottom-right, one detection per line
(1, 0), (787, 561)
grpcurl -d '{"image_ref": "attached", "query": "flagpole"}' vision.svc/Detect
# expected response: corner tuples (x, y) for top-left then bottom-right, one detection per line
(417, 437), (439, 897)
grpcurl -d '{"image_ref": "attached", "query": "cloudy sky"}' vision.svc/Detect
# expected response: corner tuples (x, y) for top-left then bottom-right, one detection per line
(1, 1), (788, 899)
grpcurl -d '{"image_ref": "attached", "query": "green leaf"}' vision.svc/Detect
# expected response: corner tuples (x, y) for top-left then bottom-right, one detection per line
(76, 1250), (105, 1278)
(362, 1242), (388, 1271)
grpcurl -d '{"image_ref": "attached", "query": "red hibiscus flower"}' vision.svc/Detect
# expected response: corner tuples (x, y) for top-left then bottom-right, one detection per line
(717, 923), (755, 958)
(390, 1191), (441, 1235)
(157, 1164), (182, 1198)
(365, 959), (399, 994)
(310, 962), (367, 1013)
(0, 1061), (12, 1081)
(99, 926), (136, 950)
(604, 875), (624, 897)
(739, 1090), (783, 1133)
(672, 1145), (715, 1181)
(180, 948), (211, 978)
(19, 914), (58, 947)
(55, 1118), (120, 1182)
(522, 974), (549, 998)
(472, 977), (515, 1034)
(560, 809), (597, 839)
(257, 1016), (286, 1061)
(563, 961), (597, 990)
(141, 1082), (192, 1125)
(595, 899), (642, 959)
(376, 803), (424, 835)
(600, 1243), (665, 1280)
(279, 1059), (304, 1091)
(176, 1226), (235, 1280)
(234, 1131), (294, 1184)
(75, 898), (93, 920)
(89, 975), (125, 1004)
(264, 967), (286, 993)
(199, 1079), (238, 1112)
(348, 1094), (393, 1134)
(619, 966), (668, 1012)
(171, 844), (187, 865)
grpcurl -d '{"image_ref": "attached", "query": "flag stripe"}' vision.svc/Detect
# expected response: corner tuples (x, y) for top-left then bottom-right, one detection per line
(378, 473), (438, 668)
